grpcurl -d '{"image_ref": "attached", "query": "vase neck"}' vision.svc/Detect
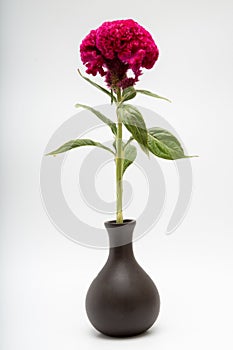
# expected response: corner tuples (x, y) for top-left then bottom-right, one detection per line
(108, 242), (134, 261)
(104, 219), (136, 262)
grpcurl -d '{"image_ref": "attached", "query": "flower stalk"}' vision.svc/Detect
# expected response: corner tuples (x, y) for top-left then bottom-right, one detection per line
(46, 19), (195, 231)
(116, 88), (123, 223)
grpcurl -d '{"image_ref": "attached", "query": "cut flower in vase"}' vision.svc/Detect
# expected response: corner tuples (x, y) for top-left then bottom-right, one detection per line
(45, 18), (197, 338)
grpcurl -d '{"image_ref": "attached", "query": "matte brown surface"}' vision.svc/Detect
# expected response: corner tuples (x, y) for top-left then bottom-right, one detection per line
(85, 219), (160, 337)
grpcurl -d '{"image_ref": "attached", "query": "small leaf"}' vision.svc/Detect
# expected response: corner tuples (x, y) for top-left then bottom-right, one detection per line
(117, 104), (148, 156)
(123, 136), (134, 150)
(78, 69), (116, 102)
(46, 139), (115, 156)
(136, 89), (171, 103)
(112, 140), (117, 152)
(75, 103), (117, 136)
(147, 127), (194, 160)
(121, 86), (137, 102)
(122, 143), (137, 174)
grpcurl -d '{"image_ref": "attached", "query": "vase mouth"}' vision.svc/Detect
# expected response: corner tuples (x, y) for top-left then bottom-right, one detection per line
(104, 219), (136, 228)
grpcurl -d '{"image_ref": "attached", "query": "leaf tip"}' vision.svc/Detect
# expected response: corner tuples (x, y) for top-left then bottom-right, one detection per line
(45, 152), (56, 157)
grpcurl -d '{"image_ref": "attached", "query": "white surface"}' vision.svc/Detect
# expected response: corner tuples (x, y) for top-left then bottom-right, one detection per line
(1, 0), (233, 349)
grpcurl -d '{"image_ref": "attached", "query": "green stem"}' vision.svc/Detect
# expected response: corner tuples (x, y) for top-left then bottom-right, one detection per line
(116, 88), (123, 223)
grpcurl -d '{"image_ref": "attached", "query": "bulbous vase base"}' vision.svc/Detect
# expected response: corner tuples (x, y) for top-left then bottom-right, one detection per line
(85, 219), (160, 337)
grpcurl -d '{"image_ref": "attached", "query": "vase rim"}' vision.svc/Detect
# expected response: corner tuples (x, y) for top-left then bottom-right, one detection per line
(104, 219), (136, 228)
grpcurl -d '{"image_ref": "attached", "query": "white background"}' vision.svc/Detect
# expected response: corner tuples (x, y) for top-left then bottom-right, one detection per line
(1, 0), (233, 349)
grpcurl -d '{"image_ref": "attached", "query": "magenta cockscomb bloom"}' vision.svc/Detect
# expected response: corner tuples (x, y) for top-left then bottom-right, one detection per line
(80, 19), (159, 89)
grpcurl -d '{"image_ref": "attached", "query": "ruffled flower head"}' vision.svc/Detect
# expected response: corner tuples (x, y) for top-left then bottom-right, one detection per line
(80, 19), (159, 89)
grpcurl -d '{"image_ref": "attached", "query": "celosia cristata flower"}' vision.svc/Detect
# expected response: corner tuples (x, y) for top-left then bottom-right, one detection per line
(80, 19), (159, 89)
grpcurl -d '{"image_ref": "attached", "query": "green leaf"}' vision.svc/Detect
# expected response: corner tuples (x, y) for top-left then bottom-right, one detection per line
(136, 89), (171, 103)
(147, 127), (193, 160)
(78, 69), (116, 102)
(121, 86), (137, 102)
(122, 143), (137, 174)
(46, 139), (115, 156)
(75, 103), (117, 136)
(117, 104), (149, 156)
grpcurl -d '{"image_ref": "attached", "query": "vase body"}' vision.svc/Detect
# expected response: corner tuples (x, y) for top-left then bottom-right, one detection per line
(85, 219), (160, 337)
